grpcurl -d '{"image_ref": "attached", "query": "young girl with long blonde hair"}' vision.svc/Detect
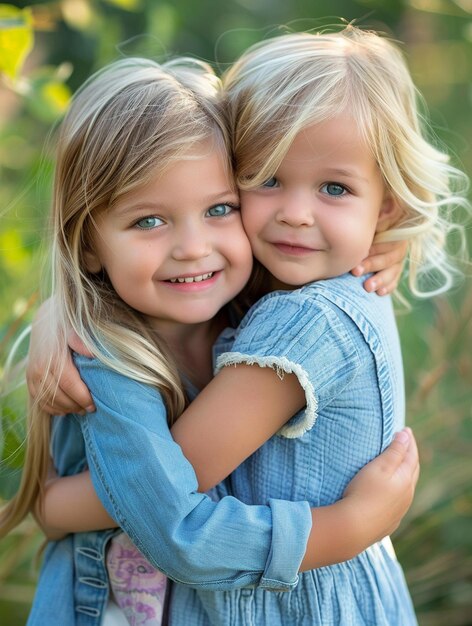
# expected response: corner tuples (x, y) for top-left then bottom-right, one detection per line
(1, 52), (419, 626)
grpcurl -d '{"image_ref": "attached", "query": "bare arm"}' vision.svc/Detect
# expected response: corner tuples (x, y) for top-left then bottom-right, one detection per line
(39, 364), (305, 533)
(171, 364), (305, 491)
(39, 428), (418, 570)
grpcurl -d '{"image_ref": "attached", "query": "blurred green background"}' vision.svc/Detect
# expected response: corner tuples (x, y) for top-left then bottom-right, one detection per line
(0, 1), (471, 624)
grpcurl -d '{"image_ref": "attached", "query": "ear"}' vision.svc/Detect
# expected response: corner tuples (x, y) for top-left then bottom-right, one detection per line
(83, 249), (102, 274)
(376, 191), (403, 234)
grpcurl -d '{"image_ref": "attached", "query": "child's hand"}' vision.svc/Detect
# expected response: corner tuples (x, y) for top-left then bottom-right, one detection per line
(26, 299), (95, 416)
(343, 428), (419, 543)
(300, 427), (418, 571)
(351, 240), (408, 296)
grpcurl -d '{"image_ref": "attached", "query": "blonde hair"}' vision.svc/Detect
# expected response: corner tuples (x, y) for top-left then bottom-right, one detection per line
(224, 25), (469, 297)
(0, 56), (231, 537)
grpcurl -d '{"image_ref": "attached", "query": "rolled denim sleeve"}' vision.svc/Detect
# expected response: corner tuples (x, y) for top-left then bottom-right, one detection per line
(75, 356), (311, 591)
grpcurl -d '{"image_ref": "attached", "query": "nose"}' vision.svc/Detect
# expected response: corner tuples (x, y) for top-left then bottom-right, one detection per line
(172, 220), (212, 261)
(276, 190), (316, 227)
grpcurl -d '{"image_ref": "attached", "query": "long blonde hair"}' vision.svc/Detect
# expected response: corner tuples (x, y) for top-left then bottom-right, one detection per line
(0, 56), (231, 537)
(223, 25), (469, 297)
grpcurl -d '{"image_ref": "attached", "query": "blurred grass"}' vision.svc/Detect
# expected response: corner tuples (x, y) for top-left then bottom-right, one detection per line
(1, 1), (471, 624)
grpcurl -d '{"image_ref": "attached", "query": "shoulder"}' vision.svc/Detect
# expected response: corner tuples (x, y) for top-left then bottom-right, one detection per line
(299, 272), (371, 308)
(234, 276), (365, 353)
(305, 273), (396, 324)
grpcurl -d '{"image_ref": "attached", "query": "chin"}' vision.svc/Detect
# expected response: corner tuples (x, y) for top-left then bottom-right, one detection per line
(179, 307), (222, 325)
(277, 273), (322, 287)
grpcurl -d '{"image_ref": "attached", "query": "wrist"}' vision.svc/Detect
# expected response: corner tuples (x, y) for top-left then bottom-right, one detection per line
(300, 499), (364, 571)
(337, 495), (371, 556)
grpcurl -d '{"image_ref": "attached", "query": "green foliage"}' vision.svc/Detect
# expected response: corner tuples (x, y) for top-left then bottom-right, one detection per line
(0, 4), (33, 81)
(0, 1), (471, 624)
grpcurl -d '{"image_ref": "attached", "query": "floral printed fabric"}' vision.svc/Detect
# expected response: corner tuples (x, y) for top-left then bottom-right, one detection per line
(107, 533), (167, 625)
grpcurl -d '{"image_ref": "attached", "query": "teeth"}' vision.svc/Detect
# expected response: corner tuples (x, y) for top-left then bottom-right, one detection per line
(169, 272), (214, 284)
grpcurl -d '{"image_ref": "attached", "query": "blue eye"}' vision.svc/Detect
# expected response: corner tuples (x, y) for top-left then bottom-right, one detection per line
(321, 183), (347, 197)
(135, 216), (164, 229)
(261, 177), (279, 188)
(206, 204), (234, 217)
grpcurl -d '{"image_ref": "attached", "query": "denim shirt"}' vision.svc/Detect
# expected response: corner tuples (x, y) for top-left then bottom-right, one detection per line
(27, 352), (312, 625)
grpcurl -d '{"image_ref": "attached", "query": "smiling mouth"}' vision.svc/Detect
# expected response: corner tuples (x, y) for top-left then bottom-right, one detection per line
(167, 272), (215, 284)
(272, 242), (318, 255)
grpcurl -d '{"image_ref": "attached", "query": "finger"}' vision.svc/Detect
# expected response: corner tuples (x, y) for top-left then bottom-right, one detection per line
(26, 364), (46, 401)
(27, 370), (57, 405)
(357, 253), (404, 277)
(403, 428), (419, 473)
(362, 264), (403, 294)
(374, 280), (399, 297)
(46, 386), (87, 415)
(31, 390), (84, 416)
(53, 351), (95, 412)
(28, 366), (94, 415)
(379, 429), (410, 473)
(351, 241), (408, 276)
(368, 240), (408, 262)
(57, 373), (95, 412)
(41, 403), (65, 417)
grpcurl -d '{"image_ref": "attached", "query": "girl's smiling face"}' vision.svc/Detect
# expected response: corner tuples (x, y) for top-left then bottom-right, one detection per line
(240, 114), (397, 289)
(85, 143), (253, 330)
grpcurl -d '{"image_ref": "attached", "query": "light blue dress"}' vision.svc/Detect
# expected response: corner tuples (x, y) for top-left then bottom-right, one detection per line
(170, 273), (417, 625)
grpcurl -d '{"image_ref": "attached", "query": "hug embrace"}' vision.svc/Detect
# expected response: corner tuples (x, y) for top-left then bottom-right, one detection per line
(1, 23), (469, 626)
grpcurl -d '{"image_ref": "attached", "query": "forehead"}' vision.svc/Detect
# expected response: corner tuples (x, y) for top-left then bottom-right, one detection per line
(117, 137), (233, 195)
(283, 115), (376, 169)
(150, 146), (233, 189)
(109, 146), (236, 216)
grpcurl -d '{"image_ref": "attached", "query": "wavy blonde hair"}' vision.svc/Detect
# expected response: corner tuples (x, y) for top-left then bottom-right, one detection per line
(223, 25), (469, 297)
(0, 56), (231, 537)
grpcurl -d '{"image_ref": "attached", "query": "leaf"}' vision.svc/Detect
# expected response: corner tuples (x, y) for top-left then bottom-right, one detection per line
(0, 229), (30, 274)
(41, 80), (71, 113)
(0, 5), (34, 81)
(26, 68), (72, 122)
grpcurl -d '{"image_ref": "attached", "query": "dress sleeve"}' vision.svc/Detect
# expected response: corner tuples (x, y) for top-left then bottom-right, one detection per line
(216, 291), (362, 438)
(75, 356), (312, 592)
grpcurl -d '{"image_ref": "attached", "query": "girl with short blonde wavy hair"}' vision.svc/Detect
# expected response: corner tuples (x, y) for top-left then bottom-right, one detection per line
(224, 25), (469, 297)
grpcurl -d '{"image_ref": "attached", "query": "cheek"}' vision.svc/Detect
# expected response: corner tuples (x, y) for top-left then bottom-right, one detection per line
(232, 233), (254, 273)
(240, 195), (266, 233)
(240, 208), (254, 234)
(104, 248), (155, 288)
(328, 212), (376, 246)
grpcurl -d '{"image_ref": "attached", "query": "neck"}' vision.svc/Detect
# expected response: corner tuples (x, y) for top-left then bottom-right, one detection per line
(152, 311), (229, 390)
(268, 275), (297, 292)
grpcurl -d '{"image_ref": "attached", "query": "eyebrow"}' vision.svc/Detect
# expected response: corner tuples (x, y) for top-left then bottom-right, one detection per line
(324, 168), (369, 183)
(113, 189), (238, 216)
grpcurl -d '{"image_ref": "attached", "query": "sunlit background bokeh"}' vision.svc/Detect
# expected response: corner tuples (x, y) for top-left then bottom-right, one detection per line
(0, 1), (471, 624)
